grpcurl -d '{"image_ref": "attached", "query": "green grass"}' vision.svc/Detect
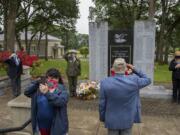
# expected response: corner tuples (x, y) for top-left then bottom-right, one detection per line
(0, 69), (6, 77)
(0, 60), (172, 83)
(30, 59), (89, 80)
(154, 63), (171, 83)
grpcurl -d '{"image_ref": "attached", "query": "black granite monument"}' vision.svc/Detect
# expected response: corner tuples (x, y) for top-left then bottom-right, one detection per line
(108, 30), (133, 75)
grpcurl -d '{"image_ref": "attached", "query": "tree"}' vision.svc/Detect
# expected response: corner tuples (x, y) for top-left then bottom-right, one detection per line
(79, 46), (89, 58)
(156, 1), (180, 63)
(91, 0), (149, 29)
(92, 0), (180, 64)
(0, 0), (79, 57)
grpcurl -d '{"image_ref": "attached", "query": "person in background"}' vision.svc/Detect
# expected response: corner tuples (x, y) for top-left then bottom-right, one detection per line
(4, 52), (23, 97)
(99, 58), (151, 135)
(24, 68), (69, 135)
(169, 51), (180, 103)
(64, 51), (81, 97)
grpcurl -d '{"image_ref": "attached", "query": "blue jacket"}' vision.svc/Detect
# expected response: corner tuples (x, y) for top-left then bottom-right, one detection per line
(24, 81), (69, 135)
(99, 69), (151, 130)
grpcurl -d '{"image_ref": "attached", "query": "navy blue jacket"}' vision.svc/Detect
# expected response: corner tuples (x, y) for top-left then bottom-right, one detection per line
(99, 69), (151, 130)
(4, 57), (23, 79)
(169, 59), (180, 80)
(24, 81), (69, 135)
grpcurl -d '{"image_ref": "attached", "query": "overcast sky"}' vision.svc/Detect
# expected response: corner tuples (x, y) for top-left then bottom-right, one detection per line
(76, 0), (94, 34)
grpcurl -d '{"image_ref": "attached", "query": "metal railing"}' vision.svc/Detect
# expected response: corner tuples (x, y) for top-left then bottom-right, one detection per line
(0, 118), (31, 134)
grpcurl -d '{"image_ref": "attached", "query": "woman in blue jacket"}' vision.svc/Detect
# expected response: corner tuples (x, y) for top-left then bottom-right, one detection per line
(24, 68), (69, 135)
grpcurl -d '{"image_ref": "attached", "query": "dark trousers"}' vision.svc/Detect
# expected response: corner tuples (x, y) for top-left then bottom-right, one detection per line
(68, 76), (77, 96)
(172, 79), (180, 102)
(10, 76), (21, 97)
(108, 128), (132, 135)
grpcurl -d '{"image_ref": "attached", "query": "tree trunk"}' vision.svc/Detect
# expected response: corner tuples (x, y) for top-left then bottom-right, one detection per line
(15, 32), (22, 50)
(3, 0), (8, 51)
(27, 33), (37, 55)
(157, 0), (166, 64)
(25, 27), (28, 52)
(65, 30), (69, 50)
(6, 0), (19, 52)
(45, 32), (48, 61)
(148, 0), (155, 20)
(37, 31), (43, 56)
(164, 45), (169, 64)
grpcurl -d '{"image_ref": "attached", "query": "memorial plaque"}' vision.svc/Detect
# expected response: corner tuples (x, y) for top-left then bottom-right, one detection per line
(110, 46), (131, 68)
(108, 30), (133, 75)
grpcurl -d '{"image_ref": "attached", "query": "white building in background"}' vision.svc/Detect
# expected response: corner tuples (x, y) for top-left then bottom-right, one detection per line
(0, 32), (65, 59)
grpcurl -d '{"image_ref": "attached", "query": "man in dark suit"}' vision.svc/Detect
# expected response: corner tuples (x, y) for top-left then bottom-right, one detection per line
(169, 51), (180, 103)
(4, 53), (23, 97)
(64, 51), (81, 97)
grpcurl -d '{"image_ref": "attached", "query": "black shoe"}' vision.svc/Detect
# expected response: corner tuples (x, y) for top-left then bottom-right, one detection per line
(177, 100), (180, 104)
(172, 99), (177, 103)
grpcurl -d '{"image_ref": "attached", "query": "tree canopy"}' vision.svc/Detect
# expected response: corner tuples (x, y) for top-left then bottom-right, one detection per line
(91, 0), (180, 64)
(0, 0), (79, 53)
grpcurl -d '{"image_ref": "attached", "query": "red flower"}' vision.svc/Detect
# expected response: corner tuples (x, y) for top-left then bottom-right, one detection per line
(0, 51), (11, 62)
(0, 50), (38, 67)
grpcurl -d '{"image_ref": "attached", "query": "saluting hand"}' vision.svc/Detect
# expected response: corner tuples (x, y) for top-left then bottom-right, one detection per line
(175, 64), (180, 69)
(126, 64), (135, 70)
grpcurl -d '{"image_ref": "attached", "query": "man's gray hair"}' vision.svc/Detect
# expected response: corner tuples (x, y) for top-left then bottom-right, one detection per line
(112, 58), (127, 74)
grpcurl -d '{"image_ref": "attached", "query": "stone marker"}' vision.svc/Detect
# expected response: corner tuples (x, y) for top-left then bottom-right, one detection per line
(89, 22), (108, 81)
(133, 20), (156, 84)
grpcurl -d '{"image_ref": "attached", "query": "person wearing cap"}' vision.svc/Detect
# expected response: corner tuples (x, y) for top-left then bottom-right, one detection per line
(64, 51), (81, 97)
(4, 52), (23, 97)
(99, 58), (151, 135)
(169, 51), (180, 103)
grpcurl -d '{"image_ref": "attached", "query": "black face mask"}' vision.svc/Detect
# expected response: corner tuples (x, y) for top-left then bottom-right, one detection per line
(175, 56), (180, 59)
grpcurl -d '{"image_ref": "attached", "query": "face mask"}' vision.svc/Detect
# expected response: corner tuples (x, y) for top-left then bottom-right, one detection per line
(47, 79), (58, 92)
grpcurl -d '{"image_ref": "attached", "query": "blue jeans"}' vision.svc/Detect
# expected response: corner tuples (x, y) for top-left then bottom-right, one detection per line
(108, 128), (132, 135)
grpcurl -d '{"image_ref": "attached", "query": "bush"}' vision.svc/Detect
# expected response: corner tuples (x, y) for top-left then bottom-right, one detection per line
(79, 47), (89, 58)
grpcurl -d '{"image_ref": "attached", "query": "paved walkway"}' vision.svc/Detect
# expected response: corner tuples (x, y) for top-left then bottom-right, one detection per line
(1, 89), (180, 135)
(68, 109), (180, 135)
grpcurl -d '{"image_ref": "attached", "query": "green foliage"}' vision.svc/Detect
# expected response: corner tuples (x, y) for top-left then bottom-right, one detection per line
(79, 47), (89, 58)
(91, 0), (180, 64)
(91, 0), (149, 29)
(50, 28), (89, 50)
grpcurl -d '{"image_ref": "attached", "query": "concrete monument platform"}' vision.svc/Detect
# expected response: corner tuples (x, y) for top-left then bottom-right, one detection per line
(140, 85), (172, 99)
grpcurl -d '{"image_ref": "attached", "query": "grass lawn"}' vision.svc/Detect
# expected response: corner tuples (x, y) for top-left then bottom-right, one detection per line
(30, 59), (89, 80)
(154, 63), (171, 83)
(0, 69), (6, 77)
(0, 59), (172, 83)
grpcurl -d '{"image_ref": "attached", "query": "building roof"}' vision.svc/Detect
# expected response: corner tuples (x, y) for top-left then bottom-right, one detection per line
(0, 31), (61, 41)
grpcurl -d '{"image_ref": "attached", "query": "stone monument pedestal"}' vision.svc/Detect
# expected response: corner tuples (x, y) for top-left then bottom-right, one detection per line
(140, 85), (172, 99)
(7, 94), (32, 134)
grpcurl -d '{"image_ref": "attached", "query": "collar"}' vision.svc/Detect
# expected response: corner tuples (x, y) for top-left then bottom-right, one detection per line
(114, 73), (125, 76)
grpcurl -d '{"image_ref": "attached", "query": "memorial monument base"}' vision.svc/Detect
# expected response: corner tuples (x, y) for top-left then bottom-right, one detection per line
(140, 85), (172, 99)
(7, 94), (32, 134)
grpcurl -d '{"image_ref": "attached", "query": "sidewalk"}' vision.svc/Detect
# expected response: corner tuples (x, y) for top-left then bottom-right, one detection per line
(1, 90), (180, 135)
(68, 109), (180, 135)
(68, 97), (180, 135)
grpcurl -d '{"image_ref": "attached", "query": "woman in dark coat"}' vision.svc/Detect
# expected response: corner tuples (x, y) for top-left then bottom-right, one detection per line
(24, 68), (69, 135)
(169, 51), (180, 103)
